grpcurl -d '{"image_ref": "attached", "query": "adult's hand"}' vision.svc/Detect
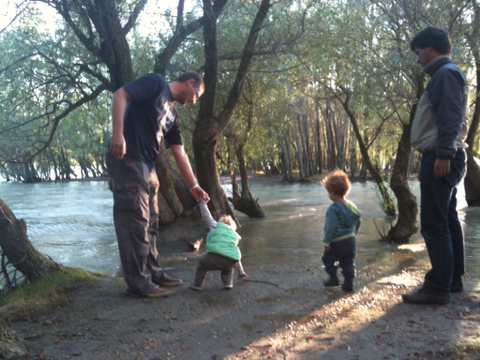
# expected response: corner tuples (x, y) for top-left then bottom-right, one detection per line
(434, 158), (450, 178)
(191, 186), (210, 202)
(110, 133), (126, 159)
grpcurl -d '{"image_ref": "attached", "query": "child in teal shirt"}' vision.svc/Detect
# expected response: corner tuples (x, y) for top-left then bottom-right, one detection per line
(321, 170), (361, 292)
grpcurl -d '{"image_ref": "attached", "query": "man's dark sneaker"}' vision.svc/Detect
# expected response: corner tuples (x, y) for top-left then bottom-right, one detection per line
(157, 275), (183, 287)
(402, 288), (450, 305)
(323, 277), (340, 287)
(450, 277), (463, 293)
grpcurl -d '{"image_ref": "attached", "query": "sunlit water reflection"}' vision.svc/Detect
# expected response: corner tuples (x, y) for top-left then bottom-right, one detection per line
(0, 179), (478, 281)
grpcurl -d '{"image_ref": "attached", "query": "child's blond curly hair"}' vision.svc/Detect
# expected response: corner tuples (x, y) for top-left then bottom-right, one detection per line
(218, 215), (237, 231)
(321, 169), (351, 197)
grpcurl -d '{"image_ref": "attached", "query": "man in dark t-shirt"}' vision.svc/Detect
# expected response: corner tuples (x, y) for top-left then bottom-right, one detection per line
(107, 72), (209, 298)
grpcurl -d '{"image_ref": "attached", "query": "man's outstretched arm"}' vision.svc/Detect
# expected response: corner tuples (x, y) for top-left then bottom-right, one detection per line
(170, 144), (210, 202)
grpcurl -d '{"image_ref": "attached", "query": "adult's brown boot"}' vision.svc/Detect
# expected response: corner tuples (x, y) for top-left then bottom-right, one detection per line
(402, 288), (450, 305)
(157, 275), (183, 287)
(144, 287), (171, 298)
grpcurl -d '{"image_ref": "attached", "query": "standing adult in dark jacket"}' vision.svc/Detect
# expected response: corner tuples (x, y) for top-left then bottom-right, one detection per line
(402, 27), (469, 305)
(107, 72), (209, 298)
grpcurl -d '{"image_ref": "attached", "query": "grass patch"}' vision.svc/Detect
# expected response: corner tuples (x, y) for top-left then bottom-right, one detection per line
(0, 267), (106, 320)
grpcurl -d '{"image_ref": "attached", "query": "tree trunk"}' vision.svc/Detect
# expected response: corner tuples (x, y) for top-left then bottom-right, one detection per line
(340, 90), (396, 216)
(283, 134), (294, 182)
(386, 72), (424, 243)
(229, 146), (265, 218)
(464, 0), (480, 206)
(295, 116), (306, 181)
(193, 0), (271, 219)
(0, 199), (64, 282)
(465, 149), (480, 206)
(314, 101), (323, 174)
(387, 126), (417, 242)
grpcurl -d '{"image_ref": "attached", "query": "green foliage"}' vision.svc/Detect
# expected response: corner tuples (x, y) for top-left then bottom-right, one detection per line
(0, 0), (478, 183)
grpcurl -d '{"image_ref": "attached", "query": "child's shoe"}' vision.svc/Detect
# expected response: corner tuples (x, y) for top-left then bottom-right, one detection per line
(224, 284), (233, 289)
(323, 276), (340, 287)
(342, 279), (354, 292)
(189, 281), (203, 291)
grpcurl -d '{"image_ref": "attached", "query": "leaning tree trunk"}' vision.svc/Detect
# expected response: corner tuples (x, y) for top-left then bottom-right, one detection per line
(340, 90), (396, 216)
(0, 199), (63, 282)
(193, 0), (271, 219)
(386, 72), (423, 244)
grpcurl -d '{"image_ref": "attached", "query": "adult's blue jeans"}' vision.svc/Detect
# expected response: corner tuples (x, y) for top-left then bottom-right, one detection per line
(420, 149), (466, 294)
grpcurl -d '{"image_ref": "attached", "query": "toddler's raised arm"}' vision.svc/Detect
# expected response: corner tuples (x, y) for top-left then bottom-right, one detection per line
(198, 199), (217, 231)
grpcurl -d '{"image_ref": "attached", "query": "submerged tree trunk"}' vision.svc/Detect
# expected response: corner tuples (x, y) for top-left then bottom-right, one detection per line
(229, 146), (265, 218)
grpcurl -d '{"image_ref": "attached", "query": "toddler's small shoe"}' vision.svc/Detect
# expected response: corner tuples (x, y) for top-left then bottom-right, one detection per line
(157, 275), (182, 287)
(342, 284), (354, 292)
(189, 281), (203, 291)
(323, 277), (340, 287)
(224, 284), (233, 289)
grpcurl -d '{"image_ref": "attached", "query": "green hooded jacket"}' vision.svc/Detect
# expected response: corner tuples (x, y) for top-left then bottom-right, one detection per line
(206, 222), (242, 261)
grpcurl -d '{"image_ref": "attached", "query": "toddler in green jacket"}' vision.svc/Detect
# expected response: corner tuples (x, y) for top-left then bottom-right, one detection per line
(189, 200), (249, 291)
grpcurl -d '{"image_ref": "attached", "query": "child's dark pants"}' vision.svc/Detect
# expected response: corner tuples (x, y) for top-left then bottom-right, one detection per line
(322, 237), (356, 284)
(194, 253), (238, 287)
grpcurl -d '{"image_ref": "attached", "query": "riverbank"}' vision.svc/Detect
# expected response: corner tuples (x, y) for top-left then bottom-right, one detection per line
(7, 257), (480, 360)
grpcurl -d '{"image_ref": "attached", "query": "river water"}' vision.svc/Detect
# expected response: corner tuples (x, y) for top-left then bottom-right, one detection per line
(0, 179), (479, 282)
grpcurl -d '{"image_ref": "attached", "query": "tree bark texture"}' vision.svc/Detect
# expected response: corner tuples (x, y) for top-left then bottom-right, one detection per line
(385, 72), (423, 243)
(229, 146), (265, 218)
(465, 9), (480, 206)
(193, 0), (271, 218)
(340, 91), (396, 216)
(314, 101), (323, 173)
(0, 199), (63, 282)
(387, 123), (419, 243)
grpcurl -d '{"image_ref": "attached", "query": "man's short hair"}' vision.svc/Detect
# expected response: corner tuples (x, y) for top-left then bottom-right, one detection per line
(175, 71), (204, 89)
(410, 27), (451, 55)
(321, 170), (351, 197)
